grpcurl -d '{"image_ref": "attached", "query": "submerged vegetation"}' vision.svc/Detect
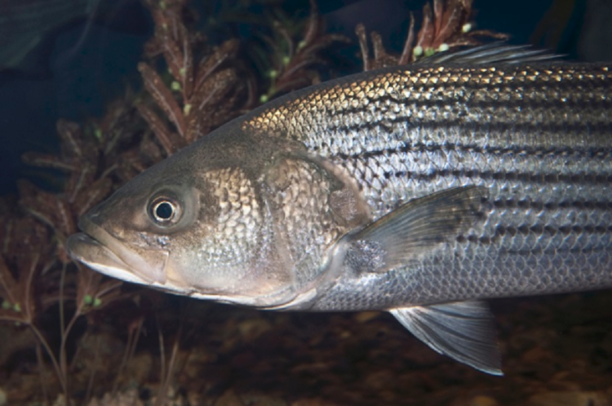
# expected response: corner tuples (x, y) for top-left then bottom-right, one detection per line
(1, 0), (611, 405)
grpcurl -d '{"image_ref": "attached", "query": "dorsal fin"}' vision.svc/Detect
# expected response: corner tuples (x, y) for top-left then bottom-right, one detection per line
(414, 42), (561, 66)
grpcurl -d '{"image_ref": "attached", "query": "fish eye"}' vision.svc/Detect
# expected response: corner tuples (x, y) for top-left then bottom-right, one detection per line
(149, 197), (181, 225)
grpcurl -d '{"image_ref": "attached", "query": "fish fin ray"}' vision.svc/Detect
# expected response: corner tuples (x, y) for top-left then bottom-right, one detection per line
(415, 42), (561, 66)
(390, 300), (503, 375)
(345, 186), (487, 274)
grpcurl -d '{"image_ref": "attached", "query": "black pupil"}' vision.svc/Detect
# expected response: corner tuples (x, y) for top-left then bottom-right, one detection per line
(155, 202), (174, 220)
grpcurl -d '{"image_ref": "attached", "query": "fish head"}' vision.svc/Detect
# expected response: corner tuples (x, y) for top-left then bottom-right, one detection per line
(66, 129), (320, 307)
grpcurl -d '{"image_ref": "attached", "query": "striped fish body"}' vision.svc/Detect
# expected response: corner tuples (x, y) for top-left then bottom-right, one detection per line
(241, 62), (612, 311)
(66, 47), (612, 374)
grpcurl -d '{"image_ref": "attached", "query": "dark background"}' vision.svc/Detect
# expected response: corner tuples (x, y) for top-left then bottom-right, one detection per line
(0, 0), (602, 195)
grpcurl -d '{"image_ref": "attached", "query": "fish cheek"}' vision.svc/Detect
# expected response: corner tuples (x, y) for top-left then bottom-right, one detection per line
(164, 168), (286, 298)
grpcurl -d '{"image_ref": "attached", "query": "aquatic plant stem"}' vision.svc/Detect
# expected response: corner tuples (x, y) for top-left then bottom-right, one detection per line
(58, 261), (79, 405)
(0, 253), (68, 398)
(59, 303), (85, 405)
(25, 255), (68, 398)
(84, 333), (101, 404)
(112, 316), (144, 397)
(154, 319), (182, 406)
(155, 314), (166, 406)
(36, 342), (49, 406)
(58, 261), (66, 371)
(29, 325), (66, 398)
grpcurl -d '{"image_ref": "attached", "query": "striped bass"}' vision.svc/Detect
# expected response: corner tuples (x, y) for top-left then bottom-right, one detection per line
(66, 44), (612, 375)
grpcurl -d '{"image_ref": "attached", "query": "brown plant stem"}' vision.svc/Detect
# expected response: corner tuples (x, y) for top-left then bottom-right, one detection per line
(112, 316), (144, 397)
(154, 320), (182, 406)
(84, 333), (101, 404)
(36, 342), (49, 406)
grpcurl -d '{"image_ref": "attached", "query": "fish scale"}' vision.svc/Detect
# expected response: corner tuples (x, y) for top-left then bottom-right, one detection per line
(241, 62), (612, 310)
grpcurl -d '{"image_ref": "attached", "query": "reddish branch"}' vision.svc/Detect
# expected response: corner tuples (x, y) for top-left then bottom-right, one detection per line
(259, 0), (349, 101)
(138, 0), (252, 154)
(357, 0), (508, 70)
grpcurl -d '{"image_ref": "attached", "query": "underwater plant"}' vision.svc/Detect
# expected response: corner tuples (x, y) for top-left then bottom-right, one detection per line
(357, 0), (507, 70)
(1, 106), (150, 403)
(138, 0), (253, 153)
(249, 0), (351, 102)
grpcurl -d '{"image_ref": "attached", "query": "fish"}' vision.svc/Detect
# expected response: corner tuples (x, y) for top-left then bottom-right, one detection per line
(66, 44), (612, 375)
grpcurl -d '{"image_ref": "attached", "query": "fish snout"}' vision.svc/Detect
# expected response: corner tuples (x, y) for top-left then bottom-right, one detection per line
(69, 216), (169, 285)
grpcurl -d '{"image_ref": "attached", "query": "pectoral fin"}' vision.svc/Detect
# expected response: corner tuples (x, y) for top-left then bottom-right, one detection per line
(390, 300), (502, 375)
(343, 186), (487, 274)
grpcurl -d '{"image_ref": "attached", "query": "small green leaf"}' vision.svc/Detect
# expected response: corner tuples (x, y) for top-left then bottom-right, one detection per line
(93, 298), (102, 307)
(13, 303), (21, 312)
(84, 295), (93, 305)
(1, 300), (10, 310)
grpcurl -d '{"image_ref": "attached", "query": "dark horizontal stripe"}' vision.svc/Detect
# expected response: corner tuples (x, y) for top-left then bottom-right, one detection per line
(494, 224), (612, 237)
(323, 114), (612, 138)
(490, 198), (612, 211)
(384, 168), (612, 185)
(322, 92), (612, 124)
(494, 246), (608, 255)
(458, 224), (612, 245)
(334, 142), (612, 161)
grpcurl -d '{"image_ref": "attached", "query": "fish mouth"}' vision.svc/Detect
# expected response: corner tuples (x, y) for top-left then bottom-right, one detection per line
(66, 217), (169, 286)
(66, 225), (283, 306)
